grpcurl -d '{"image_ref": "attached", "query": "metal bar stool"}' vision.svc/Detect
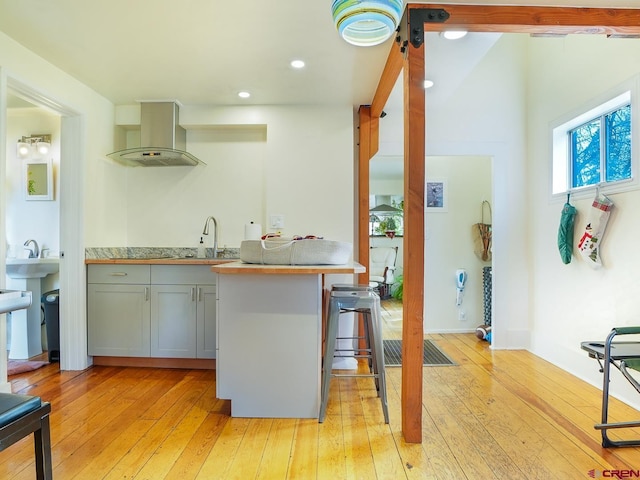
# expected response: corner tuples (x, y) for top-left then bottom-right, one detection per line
(330, 284), (375, 369)
(320, 290), (389, 423)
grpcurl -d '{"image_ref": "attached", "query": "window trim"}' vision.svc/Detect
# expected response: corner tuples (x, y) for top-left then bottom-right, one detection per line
(551, 77), (639, 201)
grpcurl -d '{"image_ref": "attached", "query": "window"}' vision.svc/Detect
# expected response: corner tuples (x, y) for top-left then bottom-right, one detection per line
(570, 104), (631, 188)
(552, 88), (636, 197)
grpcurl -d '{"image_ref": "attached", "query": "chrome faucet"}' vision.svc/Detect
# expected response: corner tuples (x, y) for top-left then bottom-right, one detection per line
(202, 216), (219, 258)
(24, 239), (39, 259)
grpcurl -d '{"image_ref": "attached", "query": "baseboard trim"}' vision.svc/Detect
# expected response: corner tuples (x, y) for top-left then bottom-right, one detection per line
(92, 356), (215, 370)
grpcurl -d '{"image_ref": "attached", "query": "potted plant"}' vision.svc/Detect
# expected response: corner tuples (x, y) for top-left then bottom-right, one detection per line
(391, 275), (403, 300)
(383, 216), (397, 238)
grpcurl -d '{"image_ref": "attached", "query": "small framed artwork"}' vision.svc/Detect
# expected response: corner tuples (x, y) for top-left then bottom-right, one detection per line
(426, 178), (447, 212)
(24, 159), (53, 201)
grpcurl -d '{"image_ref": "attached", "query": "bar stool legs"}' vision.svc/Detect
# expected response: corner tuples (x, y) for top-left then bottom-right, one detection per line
(331, 283), (375, 372)
(319, 290), (389, 424)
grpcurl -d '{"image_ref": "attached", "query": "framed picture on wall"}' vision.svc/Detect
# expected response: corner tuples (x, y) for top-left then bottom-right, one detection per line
(23, 158), (53, 201)
(426, 178), (447, 212)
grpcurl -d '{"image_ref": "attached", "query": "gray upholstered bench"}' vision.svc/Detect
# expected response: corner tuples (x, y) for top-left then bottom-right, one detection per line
(0, 393), (52, 479)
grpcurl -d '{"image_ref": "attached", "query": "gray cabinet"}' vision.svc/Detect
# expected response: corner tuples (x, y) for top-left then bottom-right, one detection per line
(196, 285), (217, 358)
(87, 265), (151, 357)
(88, 264), (216, 359)
(150, 285), (197, 358)
(150, 265), (217, 359)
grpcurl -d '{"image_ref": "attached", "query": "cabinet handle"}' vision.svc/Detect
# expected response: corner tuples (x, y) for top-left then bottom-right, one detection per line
(191, 287), (196, 301)
(145, 287), (149, 301)
(109, 272), (128, 276)
(197, 287), (202, 302)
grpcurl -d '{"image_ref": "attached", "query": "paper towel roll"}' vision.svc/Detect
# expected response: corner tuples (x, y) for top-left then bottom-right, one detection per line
(244, 222), (262, 240)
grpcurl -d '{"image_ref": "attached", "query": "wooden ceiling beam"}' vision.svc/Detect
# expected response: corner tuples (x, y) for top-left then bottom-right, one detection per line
(370, 42), (404, 119)
(410, 3), (640, 36)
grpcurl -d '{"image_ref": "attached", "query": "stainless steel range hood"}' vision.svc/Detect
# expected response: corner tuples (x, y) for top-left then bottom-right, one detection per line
(107, 102), (205, 167)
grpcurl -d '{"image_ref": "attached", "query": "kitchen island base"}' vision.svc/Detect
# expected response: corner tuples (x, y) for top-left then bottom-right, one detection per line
(216, 273), (321, 418)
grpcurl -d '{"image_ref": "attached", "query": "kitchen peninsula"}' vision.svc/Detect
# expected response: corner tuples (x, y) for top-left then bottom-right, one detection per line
(211, 261), (365, 418)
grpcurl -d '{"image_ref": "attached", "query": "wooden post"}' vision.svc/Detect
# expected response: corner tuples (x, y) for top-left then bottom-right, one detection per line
(401, 22), (426, 444)
(358, 106), (373, 287)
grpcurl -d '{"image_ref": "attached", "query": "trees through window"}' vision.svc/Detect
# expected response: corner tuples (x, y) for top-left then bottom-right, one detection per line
(570, 104), (631, 188)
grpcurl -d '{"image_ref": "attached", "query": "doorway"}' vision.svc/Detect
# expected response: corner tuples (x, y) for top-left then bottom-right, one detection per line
(369, 153), (493, 339)
(369, 156), (403, 340)
(5, 91), (61, 361)
(3, 77), (87, 371)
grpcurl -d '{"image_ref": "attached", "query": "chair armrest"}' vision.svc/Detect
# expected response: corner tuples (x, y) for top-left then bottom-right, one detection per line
(614, 326), (640, 335)
(382, 266), (396, 284)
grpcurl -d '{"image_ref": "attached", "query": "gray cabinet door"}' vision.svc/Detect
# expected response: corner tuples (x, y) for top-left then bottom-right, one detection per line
(87, 284), (150, 357)
(150, 285), (197, 358)
(196, 285), (216, 359)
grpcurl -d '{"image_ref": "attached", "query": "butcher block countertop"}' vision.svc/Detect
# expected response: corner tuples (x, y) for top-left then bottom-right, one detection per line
(210, 261), (365, 275)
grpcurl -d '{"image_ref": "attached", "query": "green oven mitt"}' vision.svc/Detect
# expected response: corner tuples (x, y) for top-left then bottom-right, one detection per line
(557, 201), (577, 264)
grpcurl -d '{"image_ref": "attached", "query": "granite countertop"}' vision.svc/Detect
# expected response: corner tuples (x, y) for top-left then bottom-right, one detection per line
(86, 257), (236, 265)
(84, 247), (239, 265)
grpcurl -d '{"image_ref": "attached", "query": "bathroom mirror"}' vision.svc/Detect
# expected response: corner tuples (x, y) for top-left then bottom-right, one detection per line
(24, 159), (53, 201)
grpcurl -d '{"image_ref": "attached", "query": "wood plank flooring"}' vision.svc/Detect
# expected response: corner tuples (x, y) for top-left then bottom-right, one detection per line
(2, 311), (639, 478)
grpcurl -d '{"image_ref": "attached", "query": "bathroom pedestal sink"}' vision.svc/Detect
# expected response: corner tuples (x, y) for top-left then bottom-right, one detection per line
(6, 258), (59, 279)
(6, 258), (59, 360)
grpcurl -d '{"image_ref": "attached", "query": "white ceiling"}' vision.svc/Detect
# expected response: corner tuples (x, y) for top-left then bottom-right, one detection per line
(0, 1), (391, 108)
(2, 1), (636, 111)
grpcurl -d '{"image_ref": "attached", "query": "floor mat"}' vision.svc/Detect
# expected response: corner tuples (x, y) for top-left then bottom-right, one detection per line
(383, 339), (456, 367)
(8, 360), (49, 376)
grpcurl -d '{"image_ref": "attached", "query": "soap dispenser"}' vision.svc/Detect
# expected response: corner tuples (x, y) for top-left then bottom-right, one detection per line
(197, 237), (206, 258)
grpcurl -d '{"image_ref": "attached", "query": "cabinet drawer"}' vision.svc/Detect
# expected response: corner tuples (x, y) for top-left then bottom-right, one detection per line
(151, 265), (217, 285)
(88, 265), (151, 284)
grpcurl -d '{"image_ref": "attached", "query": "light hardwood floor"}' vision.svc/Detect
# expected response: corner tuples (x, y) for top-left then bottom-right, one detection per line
(2, 329), (639, 479)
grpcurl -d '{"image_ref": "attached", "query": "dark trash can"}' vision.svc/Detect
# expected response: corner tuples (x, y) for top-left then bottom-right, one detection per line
(42, 289), (60, 362)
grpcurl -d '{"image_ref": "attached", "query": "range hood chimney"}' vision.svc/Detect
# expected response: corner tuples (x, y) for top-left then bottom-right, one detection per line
(107, 102), (205, 167)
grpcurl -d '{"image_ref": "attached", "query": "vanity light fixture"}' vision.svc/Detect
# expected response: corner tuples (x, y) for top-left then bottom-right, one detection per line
(332, 0), (403, 47)
(16, 134), (51, 159)
(17, 140), (30, 159)
(37, 141), (50, 155)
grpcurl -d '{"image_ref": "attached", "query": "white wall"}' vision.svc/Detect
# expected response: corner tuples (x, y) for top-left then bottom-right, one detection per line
(425, 156), (492, 333)
(527, 34), (640, 409)
(380, 34), (528, 348)
(103, 105), (356, 250)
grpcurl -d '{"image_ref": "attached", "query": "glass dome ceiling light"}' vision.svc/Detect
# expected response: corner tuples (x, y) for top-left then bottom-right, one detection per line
(332, 0), (404, 47)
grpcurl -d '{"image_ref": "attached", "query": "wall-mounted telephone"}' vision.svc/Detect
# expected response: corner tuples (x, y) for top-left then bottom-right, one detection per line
(456, 269), (467, 306)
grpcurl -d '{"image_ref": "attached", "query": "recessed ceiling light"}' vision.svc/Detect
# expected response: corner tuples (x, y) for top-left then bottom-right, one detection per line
(424, 80), (434, 89)
(238, 91), (251, 99)
(441, 30), (468, 40)
(290, 59), (305, 69)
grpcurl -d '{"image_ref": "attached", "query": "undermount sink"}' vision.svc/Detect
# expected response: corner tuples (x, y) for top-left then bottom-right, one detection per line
(6, 257), (59, 279)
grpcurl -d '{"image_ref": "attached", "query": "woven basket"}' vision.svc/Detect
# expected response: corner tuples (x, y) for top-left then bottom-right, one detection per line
(240, 238), (352, 265)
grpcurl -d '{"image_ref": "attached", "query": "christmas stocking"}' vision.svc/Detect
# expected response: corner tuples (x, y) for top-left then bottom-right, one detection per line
(577, 194), (614, 269)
